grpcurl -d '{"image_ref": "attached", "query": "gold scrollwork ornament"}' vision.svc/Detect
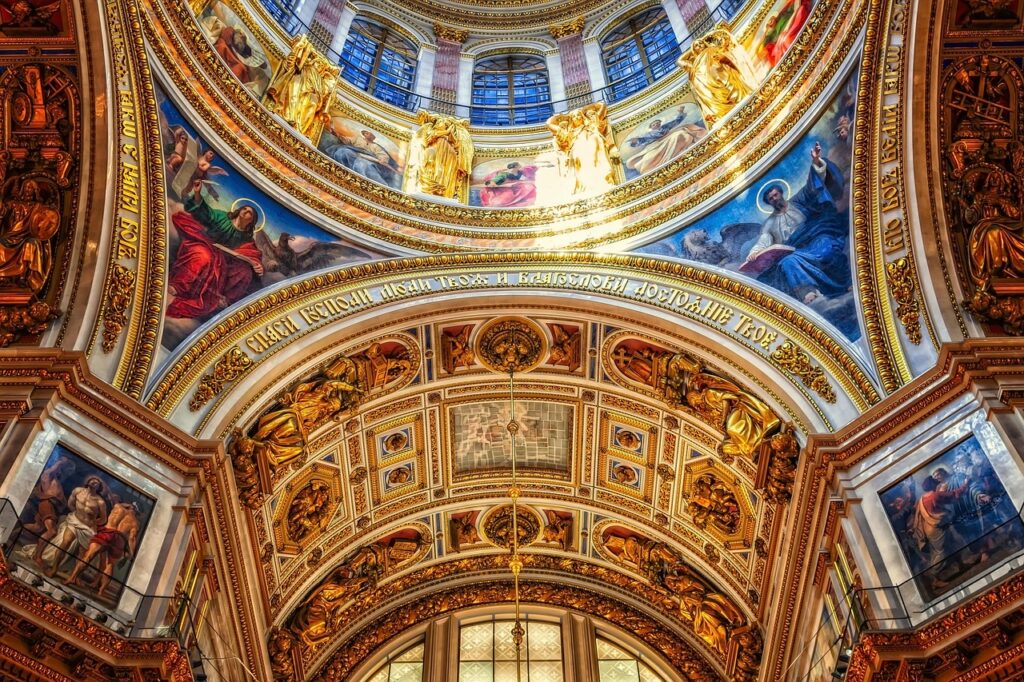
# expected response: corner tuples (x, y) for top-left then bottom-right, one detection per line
(101, 264), (136, 353)
(885, 257), (922, 344)
(189, 346), (253, 411)
(769, 340), (838, 402)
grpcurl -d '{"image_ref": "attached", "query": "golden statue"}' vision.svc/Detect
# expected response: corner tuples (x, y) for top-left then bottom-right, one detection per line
(962, 167), (1024, 290)
(546, 101), (619, 196)
(661, 352), (781, 460)
(242, 373), (360, 470)
(678, 27), (755, 128)
(286, 480), (332, 543)
(265, 35), (340, 138)
(405, 111), (473, 202)
(664, 566), (744, 655)
(0, 178), (60, 295)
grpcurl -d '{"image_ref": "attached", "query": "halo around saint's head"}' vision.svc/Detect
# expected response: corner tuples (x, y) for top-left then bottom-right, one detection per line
(230, 197), (267, 232)
(755, 179), (791, 214)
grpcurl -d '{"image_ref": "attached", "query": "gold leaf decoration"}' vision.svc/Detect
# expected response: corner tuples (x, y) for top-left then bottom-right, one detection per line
(770, 340), (837, 403)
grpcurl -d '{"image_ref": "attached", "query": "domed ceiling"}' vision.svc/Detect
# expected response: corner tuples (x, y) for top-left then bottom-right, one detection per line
(67, 0), (943, 675)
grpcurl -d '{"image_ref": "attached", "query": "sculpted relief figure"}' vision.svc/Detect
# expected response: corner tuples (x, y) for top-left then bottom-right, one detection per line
(601, 530), (744, 656)
(405, 111), (473, 202)
(228, 343), (414, 507)
(288, 532), (424, 648)
(547, 102), (620, 196)
(687, 473), (741, 534)
(265, 35), (340, 138)
(678, 27), (755, 128)
(0, 64), (76, 346)
(613, 343), (781, 460)
(286, 480), (332, 543)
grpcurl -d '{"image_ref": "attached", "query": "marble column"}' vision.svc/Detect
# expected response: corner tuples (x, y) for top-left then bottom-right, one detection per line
(582, 38), (608, 98)
(414, 46), (437, 103)
(431, 24), (469, 115)
(660, 0), (690, 44)
(674, 0), (713, 35)
(550, 17), (591, 109)
(327, 3), (357, 60)
(545, 51), (567, 112)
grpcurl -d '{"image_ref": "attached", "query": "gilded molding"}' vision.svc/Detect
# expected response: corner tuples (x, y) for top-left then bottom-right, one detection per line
(549, 17), (585, 39)
(190, 346), (254, 411)
(145, 256), (879, 421)
(770, 340), (838, 403)
(100, 264), (136, 353)
(432, 23), (468, 43)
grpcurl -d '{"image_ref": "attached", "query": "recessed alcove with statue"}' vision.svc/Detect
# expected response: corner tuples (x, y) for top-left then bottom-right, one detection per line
(0, 0), (1022, 679)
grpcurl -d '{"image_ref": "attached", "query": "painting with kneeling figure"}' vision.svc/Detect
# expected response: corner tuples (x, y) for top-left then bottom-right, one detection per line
(10, 443), (155, 605)
(879, 434), (1024, 602)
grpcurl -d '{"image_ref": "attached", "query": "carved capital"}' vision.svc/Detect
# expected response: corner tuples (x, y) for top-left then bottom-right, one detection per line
(549, 17), (585, 39)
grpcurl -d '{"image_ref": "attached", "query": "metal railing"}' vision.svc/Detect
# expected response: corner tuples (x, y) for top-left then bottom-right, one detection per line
(0, 498), (209, 680)
(788, 501), (1024, 681)
(253, 0), (749, 124)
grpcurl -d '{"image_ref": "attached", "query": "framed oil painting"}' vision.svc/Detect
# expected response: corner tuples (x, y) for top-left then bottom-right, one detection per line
(10, 443), (156, 606)
(879, 434), (1024, 602)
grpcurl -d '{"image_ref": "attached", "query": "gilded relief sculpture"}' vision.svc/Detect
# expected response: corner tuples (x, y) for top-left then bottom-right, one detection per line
(405, 111), (473, 202)
(546, 101), (620, 196)
(286, 531), (425, 649)
(686, 473), (741, 534)
(610, 340), (801, 500)
(0, 64), (77, 346)
(944, 55), (1024, 333)
(228, 342), (415, 507)
(286, 479), (332, 543)
(265, 34), (340, 138)
(678, 27), (756, 128)
(601, 529), (746, 656)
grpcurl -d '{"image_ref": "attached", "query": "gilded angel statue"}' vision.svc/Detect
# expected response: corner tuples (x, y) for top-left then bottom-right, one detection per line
(404, 111), (474, 202)
(547, 101), (620, 196)
(265, 34), (340, 138)
(678, 26), (756, 128)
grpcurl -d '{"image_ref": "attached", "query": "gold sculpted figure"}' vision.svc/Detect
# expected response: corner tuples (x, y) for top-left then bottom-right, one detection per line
(962, 166), (1024, 289)
(265, 35), (340, 138)
(602, 530), (744, 655)
(405, 111), (473, 202)
(678, 27), (755, 128)
(546, 102), (619, 196)
(660, 352), (780, 460)
(0, 178), (60, 294)
(687, 473), (741, 534)
(289, 533), (424, 648)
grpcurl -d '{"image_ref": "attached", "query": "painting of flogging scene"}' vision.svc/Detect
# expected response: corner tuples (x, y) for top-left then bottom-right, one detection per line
(636, 70), (861, 340)
(156, 86), (387, 352)
(9, 444), (155, 606)
(879, 435), (1024, 602)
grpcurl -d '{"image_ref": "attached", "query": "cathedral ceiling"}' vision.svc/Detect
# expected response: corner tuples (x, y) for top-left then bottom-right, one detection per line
(221, 308), (792, 680)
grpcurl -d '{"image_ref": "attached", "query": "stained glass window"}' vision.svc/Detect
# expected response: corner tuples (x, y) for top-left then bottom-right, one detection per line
(458, 617), (564, 681)
(364, 642), (425, 682)
(601, 8), (680, 102)
(596, 638), (665, 682)
(339, 18), (418, 110)
(471, 56), (553, 126)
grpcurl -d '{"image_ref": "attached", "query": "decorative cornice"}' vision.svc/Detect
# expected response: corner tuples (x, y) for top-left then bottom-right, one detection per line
(549, 17), (585, 39)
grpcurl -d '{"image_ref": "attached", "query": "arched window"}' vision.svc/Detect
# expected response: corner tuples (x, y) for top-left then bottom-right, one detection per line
(258, 0), (300, 33)
(458, 616), (564, 680)
(471, 55), (553, 126)
(601, 7), (680, 102)
(364, 641), (424, 681)
(596, 637), (666, 681)
(339, 18), (418, 110)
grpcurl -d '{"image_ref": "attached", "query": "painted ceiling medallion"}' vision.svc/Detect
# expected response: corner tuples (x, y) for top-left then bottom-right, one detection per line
(475, 317), (547, 374)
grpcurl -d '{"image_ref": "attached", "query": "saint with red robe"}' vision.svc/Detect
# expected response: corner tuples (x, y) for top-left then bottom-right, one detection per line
(167, 180), (264, 320)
